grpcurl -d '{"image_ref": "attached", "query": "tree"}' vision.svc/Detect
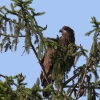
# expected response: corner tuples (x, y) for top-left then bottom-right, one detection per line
(0, 0), (100, 100)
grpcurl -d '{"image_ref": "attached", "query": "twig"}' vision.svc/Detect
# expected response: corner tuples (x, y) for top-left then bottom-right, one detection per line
(21, 49), (26, 56)
(30, 37), (49, 84)
(65, 85), (100, 89)
(0, 74), (6, 78)
(75, 62), (92, 100)
(0, 14), (18, 24)
(67, 82), (78, 97)
(0, 32), (25, 37)
(63, 73), (79, 87)
(0, 74), (18, 87)
(67, 77), (81, 97)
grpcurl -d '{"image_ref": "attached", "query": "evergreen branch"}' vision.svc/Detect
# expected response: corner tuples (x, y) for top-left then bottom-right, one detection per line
(0, 32), (25, 37)
(6, 10), (18, 16)
(0, 14), (18, 24)
(0, 10), (47, 32)
(1, 5), (49, 86)
(0, 74), (18, 87)
(0, 73), (6, 78)
(19, 2), (50, 86)
(64, 61), (93, 98)
(80, 44), (89, 60)
(39, 25), (47, 31)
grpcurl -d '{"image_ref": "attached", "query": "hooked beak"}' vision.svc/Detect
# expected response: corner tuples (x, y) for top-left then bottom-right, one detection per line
(59, 29), (62, 33)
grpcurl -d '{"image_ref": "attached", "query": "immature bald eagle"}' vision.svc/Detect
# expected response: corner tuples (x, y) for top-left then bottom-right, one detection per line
(40, 26), (75, 98)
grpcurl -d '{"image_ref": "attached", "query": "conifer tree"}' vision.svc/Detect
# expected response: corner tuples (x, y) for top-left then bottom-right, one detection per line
(0, 0), (100, 100)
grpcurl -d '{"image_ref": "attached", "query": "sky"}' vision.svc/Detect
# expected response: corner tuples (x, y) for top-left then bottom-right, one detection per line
(0, 0), (100, 100)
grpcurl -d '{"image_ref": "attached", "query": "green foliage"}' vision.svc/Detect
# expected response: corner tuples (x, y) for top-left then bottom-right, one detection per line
(0, 0), (46, 54)
(0, 0), (100, 100)
(0, 73), (43, 100)
(52, 43), (77, 84)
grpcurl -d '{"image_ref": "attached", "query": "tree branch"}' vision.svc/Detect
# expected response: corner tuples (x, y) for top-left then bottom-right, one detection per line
(63, 73), (79, 87)
(75, 62), (93, 100)
(65, 85), (100, 89)
(67, 77), (81, 97)
(0, 74), (18, 87)
(30, 37), (50, 84)
(0, 14), (18, 24)
(0, 32), (25, 37)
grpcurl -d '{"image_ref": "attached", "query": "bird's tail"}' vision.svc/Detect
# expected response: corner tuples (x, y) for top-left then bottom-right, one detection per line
(40, 72), (52, 98)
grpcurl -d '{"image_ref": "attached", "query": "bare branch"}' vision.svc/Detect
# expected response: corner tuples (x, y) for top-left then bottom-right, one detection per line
(67, 77), (81, 97)
(63, 73), (79, 87)
(0, 32), (25, 37)
(75, 62), (93, 100)
(30, 37), (50, 84)
(65, 85), (100, 89)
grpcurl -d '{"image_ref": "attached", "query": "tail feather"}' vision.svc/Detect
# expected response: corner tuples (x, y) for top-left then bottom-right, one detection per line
(40, 71), (52, 98)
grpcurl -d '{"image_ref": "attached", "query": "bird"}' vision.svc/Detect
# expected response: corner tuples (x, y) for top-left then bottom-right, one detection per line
(40, 26), (75, 98)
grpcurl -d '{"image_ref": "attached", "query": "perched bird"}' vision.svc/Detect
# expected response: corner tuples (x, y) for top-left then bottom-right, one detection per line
(40, 26), (75, 98)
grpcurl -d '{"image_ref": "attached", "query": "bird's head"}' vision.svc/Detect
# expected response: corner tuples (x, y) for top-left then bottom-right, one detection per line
(59, 26), (74, 36)
(59, 26), (75, 43)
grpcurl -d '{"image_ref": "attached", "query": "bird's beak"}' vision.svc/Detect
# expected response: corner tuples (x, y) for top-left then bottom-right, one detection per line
(59, 29), (62, 33)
